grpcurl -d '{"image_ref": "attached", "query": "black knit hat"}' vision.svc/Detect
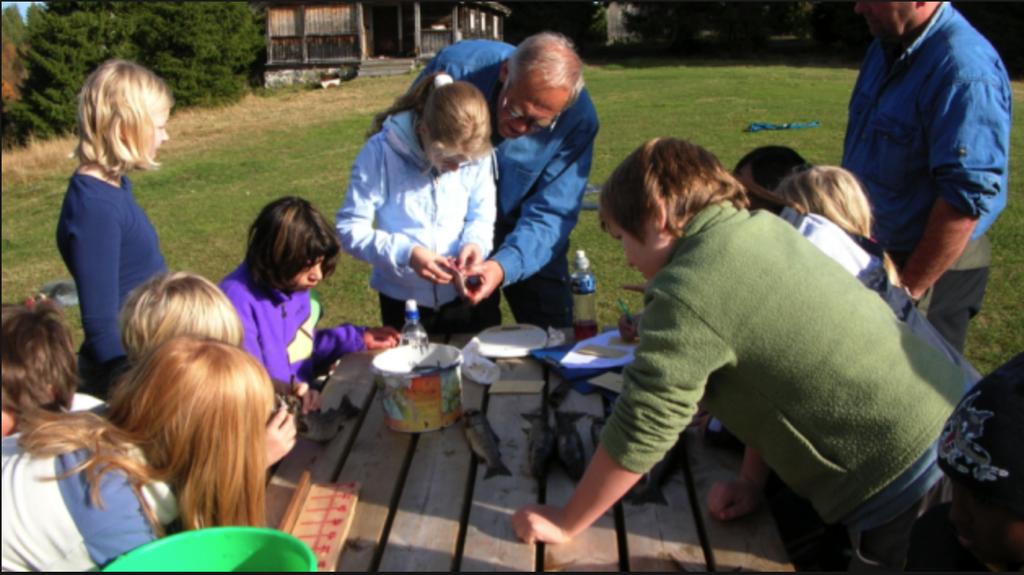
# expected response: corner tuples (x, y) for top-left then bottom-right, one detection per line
(938, 352), (1024, 518)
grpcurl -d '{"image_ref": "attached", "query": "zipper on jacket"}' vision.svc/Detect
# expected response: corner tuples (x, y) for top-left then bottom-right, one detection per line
(431, 171), (441, 310)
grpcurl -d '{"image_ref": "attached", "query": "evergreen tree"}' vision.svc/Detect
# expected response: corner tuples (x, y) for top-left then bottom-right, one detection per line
(5, 2), (136, 142)
(6, 2), (262, 143)
(129, 3), (263, 107)
(2, 5), (27, 46)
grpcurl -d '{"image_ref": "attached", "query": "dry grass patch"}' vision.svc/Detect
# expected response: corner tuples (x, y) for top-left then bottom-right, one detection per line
(2, 74), (413, 190)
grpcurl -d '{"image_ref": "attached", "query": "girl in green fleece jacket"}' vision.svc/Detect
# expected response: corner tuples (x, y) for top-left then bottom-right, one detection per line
(511, 138), (968, 569)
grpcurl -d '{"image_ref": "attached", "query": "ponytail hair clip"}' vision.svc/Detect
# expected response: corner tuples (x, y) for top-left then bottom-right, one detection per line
(434, 73), (454, 88)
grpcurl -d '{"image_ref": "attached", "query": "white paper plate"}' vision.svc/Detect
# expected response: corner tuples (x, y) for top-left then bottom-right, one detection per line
(474, 324), (548, 358)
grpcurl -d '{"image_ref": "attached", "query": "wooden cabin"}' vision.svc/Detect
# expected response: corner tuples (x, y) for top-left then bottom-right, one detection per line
(260, 1), (511, 86)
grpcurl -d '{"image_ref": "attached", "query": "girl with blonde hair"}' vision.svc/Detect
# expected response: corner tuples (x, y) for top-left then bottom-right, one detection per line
(56, 59), (174, 399)
(775, 166), (979, 380)
(2, 337), (275, 571)
(337, 72), (497, 334)
(119, 271), (299, 463)
(775, 165), (900, 287)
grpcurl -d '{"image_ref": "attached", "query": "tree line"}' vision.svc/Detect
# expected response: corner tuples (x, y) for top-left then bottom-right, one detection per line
(3, 2), (1021, 148)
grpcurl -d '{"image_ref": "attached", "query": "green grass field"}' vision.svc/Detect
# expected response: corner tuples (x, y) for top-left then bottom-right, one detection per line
(2, 60), (1021, 373)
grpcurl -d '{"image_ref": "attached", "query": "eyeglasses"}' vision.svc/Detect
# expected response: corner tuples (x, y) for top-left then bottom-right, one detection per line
(501, 94), (560, 132)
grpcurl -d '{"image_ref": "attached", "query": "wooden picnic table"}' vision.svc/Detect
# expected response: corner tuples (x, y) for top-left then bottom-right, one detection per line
(266, 331), (794, 572)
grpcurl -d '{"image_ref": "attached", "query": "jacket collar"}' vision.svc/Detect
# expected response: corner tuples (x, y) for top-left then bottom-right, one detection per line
(242, 261), (291, 305)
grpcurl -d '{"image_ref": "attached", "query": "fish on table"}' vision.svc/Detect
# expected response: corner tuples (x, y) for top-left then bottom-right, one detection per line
(555, 411), (586, 481)
(464, 409), (511, 478)
(590, 416), (605, 451)
(275, 392), (361, 443)
(522, 411), (556, 479)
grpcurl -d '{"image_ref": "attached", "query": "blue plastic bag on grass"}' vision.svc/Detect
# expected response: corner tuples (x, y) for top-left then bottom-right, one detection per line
(745, 120), (820, 133)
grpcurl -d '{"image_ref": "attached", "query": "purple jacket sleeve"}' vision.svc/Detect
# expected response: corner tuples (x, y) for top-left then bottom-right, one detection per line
(312, 324), (367, 368)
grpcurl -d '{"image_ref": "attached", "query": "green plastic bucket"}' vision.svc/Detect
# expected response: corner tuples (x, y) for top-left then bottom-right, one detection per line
(102, 526), (316, 572)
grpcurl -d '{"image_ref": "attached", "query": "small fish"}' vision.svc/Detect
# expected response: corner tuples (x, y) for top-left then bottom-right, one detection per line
(275, 393), (362, 442)
(626, 433), (685, 505)
(464, 409), (511, 478)
(555, 411), (586, 481)
(522, 411), (556, 479)
(590, 416), (605, 450)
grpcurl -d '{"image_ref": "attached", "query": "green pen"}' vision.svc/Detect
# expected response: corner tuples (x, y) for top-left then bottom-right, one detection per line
(617, 298), (634, 324)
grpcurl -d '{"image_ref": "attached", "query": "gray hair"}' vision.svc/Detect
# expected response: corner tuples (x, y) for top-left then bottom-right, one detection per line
(507, 32), (585, 107)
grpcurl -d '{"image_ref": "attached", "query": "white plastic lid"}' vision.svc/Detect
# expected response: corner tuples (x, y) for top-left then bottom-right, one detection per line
(574, 249), (589, 270)
(405, 299), (418, 312)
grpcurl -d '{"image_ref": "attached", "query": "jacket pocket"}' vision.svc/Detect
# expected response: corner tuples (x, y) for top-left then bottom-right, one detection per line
(870, 116), (919, 193)
(776, 412), (849, 474)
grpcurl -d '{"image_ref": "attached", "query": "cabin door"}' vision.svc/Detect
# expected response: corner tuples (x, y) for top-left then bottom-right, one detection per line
(370, 5), (400, 57)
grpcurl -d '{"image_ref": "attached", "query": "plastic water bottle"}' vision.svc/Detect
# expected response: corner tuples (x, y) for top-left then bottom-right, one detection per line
(400, 299), (428, 351)
(570, 250), (598, 341)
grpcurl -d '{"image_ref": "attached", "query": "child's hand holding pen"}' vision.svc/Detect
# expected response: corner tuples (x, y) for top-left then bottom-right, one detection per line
(617, 298), (640, 343)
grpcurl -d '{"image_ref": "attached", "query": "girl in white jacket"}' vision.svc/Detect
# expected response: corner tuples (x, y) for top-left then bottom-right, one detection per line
(337, 72), (496, 334)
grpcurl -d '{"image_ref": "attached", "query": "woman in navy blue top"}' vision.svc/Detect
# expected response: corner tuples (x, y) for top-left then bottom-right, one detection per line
(56, 60), (173, 398)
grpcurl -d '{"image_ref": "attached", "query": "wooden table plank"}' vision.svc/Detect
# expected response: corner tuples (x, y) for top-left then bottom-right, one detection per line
(459, 357), (544, 572)
(621, 435), (708, 572)
(543, 384), (620, 572)
(376, 349), (488, 571)
(334, 374), (416, 571)
(683, 429), (794, 572)
(266, 351), (377, 528)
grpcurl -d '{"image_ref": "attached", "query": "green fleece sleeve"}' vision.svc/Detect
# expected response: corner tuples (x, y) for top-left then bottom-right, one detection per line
(600, 287), (736, 474)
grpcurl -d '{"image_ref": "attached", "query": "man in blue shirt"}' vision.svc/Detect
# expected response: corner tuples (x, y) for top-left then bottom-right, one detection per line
(414, 32), (599, 329)
(842, 2), (1012, 353)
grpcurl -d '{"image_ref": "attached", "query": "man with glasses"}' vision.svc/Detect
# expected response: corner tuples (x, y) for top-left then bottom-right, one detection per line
(412, 32), (599, 329)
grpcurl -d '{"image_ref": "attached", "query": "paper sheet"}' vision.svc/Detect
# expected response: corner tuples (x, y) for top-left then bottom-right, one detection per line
(560, 330), (637, 370)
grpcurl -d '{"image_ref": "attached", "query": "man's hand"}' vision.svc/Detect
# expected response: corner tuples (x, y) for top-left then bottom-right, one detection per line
(512, 504), (572, 545)
(265, 407), (297, 466)
(900, 198), (978, 298)
(463, 260), (504, 304)
(706, 477), (764, 521)
(364, 326), (401, 350)
(410, 246), (454, 284)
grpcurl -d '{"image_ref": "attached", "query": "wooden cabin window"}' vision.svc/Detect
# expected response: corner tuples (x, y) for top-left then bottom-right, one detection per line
(305, 5), (357, 35)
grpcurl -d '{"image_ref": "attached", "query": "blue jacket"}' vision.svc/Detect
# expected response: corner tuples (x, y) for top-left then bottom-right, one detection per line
(56, 173), (166, 364)
(417, 40), (600, 285)
(336, 110), (496, 309)
(842, 3), (1011, 253)
(220, 262), (366, 386)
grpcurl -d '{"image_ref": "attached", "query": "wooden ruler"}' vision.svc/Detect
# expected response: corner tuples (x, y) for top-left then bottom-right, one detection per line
(278, 471), (360, 571)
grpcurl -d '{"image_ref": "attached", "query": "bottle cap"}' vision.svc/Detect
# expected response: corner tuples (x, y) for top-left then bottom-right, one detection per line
(405, 299), (418, 312)
(574, 249), (589, 270)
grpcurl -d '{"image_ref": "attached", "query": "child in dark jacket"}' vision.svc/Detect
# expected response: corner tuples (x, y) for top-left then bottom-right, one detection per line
(906, 352), (1024, 571)
(56, 60), (173, 398)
